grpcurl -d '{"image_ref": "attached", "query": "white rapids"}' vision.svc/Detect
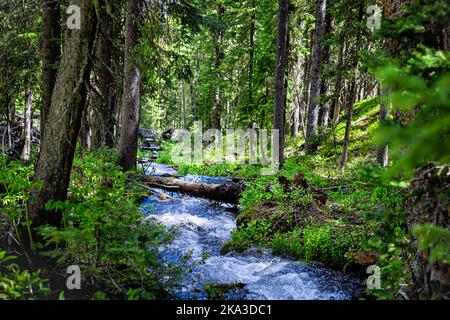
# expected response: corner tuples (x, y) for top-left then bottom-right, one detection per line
(141, 163), (360, 300)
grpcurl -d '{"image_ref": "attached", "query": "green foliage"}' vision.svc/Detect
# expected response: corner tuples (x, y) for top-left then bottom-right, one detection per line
(272, 221), (355, 267)
(413, 224), (450, 264)
(0, 251), (49, 300)
(233, 144), (413, 297)
(0, 0), (41, 127)
(155, 136), (270, 178)
(223, 217), (356, 267)
(221, 220), (273, 254)
(374, 50), (450, 178)
(379, 0), (450, 53)
(271, 229), (303, 259)
(177, 163), (263, 178)
(37, 149), (178, 299)
(153, 141), (175, 165)
(155, 153), (174, 165)
(301, 222), (354, 266)
(238, 155), (334, 210)
(238, 176), (274, 209)
(0, 156), (38, 246)
(357, 186), (410, 299)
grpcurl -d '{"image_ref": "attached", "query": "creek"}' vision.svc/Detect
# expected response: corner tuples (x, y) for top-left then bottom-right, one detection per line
(141, 162), (360, 300)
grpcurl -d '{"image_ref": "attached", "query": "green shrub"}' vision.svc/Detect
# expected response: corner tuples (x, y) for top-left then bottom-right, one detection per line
(272, 222), (355, 267)
(413, 224), (450, 264)
(359, 185), (410, 299)
(271, 229), (303, 258)
(221, 220), (273, 254)
(37, 149), (178, 299)
(0, 156), (37, 247)
(0, 250), (50, 300)
(239, 176), (275, 209)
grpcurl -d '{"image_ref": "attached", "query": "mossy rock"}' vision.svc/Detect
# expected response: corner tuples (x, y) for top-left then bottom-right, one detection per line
(204, 282), (246, 300)
(236, 200), (277, 228)
(220, 241), (234, 255)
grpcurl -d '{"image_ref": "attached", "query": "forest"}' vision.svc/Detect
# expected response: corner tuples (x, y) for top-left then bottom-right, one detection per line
(0, 0), (449, 301)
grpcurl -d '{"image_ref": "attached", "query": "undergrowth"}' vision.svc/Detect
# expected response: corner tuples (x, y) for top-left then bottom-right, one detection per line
(0, 149), (182, 300)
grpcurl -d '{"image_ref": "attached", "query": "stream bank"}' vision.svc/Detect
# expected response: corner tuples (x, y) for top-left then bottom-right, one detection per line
(141, 163), (361, 300)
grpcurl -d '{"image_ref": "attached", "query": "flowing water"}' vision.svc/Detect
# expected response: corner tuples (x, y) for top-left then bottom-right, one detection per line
(141, 163), (360, 300)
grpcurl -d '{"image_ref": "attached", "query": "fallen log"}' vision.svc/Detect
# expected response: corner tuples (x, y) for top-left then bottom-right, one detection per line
(139, 174), (244, 204)
(138, 183), (174, 202)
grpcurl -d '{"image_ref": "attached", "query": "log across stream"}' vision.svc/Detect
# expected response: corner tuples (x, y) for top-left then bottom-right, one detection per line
(140, 162), (361, 300)
(139, 174), (244, 204)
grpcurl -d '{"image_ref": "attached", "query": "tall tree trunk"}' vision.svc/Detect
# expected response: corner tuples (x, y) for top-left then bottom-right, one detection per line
(80, 101), (91, 149)
(291, 55), (303, 137)
(5, 98), (12, 151)
(29, 0), (98, 226)
(339, 79), (357, 168)
(377, 85), (390, 167)
(273, 0), (290, 168)
(190, 81), (196, 121)
(339, 5), (364, 168)
(191, 49), (200, 121)
(97, 0), (116, 148)
(119, 0), (142, 171)
(318, 12), (332, 131)
(300, 38), (313, 138)
(10, 102), (16, 127)
(181, 81), (187, 128)
(40, 0), (61, 136)
(291, 57), (302, 137)
(292, 20), (309, 138)
(331, 41), (346, 126)
(211, 5), (225, 129)
(21, 88), (34, 161)
(88, 78), (103, 149)
(91, 107), (103, 149)
(305, 0), (327, 153)
(111, 21), (122, 146)
(248, 0), (256, 123)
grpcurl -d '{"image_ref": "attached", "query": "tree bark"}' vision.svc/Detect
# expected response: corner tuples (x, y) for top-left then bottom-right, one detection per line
(300, 38), (313, 138)
(339, 77), (357, 168)
(95, 0), (116, 148)
(273, 0), (290, 168)
(339, 4), (364, 168)
(5, 99), (12, 151)
(248, 0), (256, 122)
(381, 0), (411, 20)
(40, 0), (61, 136)
(211, 4), (225, 129)
(119, 0), (143, 171)
(305, 0), (327, 153)
(88, 75), (102, 149)
(21, 88), (34, 161)
(318, 12), (332, 131)
(291, 54), (303, 137)
(181, 81), (187, 128)
(80, 101), (91, 149)
(331, 41), (346, 126)
(29, 0), (98, 226)
(377, 85), (390, 167)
